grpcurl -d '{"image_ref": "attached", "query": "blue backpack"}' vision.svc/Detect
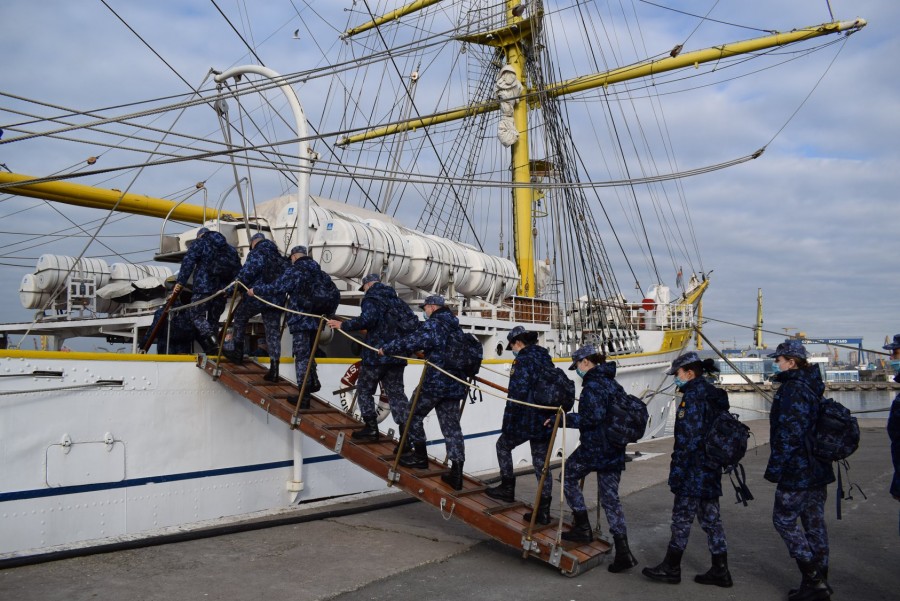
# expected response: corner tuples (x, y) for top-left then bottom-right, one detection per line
(704, 408), (754, 506)
(445, 329), (483, 379)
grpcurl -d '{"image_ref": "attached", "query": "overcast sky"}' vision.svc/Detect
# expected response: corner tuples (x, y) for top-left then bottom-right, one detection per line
(1, 0), (897, 361)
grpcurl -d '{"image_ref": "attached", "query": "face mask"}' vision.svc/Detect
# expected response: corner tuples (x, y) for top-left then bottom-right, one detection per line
(576, 368), (586, 378)
(674, 377), (687, 389)
(891, 360), (900, 373)
(512, 350), (519, 358)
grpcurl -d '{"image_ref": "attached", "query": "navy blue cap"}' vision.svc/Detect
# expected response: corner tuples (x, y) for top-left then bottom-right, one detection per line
(506, 325), (529, 350)
(196, 227), (210, 238)
(359, 273), (381, 291)
(667, 351), (701, 375)
(289, 245), (307, 256)
(569, 344), (599, 370)
(883, 334), (900, 351)
(419, 294), (445, 308)
(767, 339), (807, 359)
(250, 232), (266, 246)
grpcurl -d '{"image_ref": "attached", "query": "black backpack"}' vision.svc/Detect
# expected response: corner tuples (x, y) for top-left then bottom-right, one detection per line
(605, 388), (649, 448)
(703, 411), (750, 471)
(305, 267), (340, 316)
(443, 328), (483, 380)
(531, 363), (576, 411)
(387, 296), (420, 336)
(811, 397), (860, 462)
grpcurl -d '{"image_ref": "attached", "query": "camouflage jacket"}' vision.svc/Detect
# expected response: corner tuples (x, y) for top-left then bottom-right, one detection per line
(668, 377), (729, 498)
(176, 231), (240, 294)
(142, 301), (195, 354)
(252, 256), (325, 332)
(503, 344), (556, 440)
(340, 282), (407, 367)
(564, 361), (626, 472)
(765, 365), (835, 490)
(889, 372), (900, 497)
(235, 239), (288, 292)
(381, 307), (467, 399)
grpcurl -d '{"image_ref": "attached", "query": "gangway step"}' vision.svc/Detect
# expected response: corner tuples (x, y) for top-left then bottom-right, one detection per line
(198, 356), (610, 576)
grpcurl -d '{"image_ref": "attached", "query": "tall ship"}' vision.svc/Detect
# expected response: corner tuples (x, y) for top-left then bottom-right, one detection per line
(0, 2), (865, 559)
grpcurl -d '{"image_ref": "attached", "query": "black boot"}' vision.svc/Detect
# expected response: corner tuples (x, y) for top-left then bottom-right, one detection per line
(263, 361), (279, 382)
(642, 546), (683, 584)
(789, 560), (830, 601)
(352, 416), (380, 441)
(201, 335), (219, 355)
(441, 460), (464, 490)
(224, 346), (243, 364)
(393, 427), (411, 454)
(523, 496), (552, 525)
(694, 552), (733, 587)
(286, 394), (311, 410)
(562, 510), (593, 543)
(399, 443), (429, 469)
(485, 477), (516, 502)
(608, 533), (639, 573)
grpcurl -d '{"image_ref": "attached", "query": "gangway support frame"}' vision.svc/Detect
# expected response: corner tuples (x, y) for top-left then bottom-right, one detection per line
(198, 357), (611, 576)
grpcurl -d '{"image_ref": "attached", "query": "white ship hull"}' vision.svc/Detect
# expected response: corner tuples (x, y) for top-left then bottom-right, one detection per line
(0, 322), (687, 559)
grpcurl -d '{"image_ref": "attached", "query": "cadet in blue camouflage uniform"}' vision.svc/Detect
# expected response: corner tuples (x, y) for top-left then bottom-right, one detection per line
(173, 227), (241, 355)
(379, 295), (470, 490)
(142, 286), (196, 354)
(765, 339), (834, 601)
(884, 334), (900, 502)
(249, 246), (326, 409)
(643, 352), (732, 587)
(224, 233), (288, 381)
(555, 344), (638, 573)
(327, 274), (412, 442)
(485, 326), (555, 522)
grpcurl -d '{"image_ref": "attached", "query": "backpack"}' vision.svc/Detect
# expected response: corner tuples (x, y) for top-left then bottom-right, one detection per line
(443, 328), (483, 379)
(703, 411), (750, 471)
(605, 389), (649, 448)
(386, 296), (419, 336)
(703, 408), (754, 506)
(531, 364), (576, 411)
(811, 397), (860, 462)
(305, 267), (340, 316)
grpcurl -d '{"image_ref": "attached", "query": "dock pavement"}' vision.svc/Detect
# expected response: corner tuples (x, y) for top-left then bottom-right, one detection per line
(1, 419), (897, 601)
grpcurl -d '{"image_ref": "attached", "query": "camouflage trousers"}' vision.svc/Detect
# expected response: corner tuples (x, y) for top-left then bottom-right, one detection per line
(495, 433), (552, 498)
(669, 494), (727, 554)
(408, 393), (465, 463)
(231, 299), (282, 362)
(773, 486), (828, 566)
(563, 451), (627, 536)
(355, 363), (408, 424)
(187, 291), (225, 339)
(291, 330), (320, 398)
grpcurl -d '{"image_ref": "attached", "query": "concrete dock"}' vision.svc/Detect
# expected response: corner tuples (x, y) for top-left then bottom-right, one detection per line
(1, 419), (897, 600)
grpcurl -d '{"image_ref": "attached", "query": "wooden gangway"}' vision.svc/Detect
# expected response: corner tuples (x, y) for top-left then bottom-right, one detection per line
(198, 355), (610, 576)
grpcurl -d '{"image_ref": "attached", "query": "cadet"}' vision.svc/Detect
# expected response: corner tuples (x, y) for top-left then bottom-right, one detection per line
(249, 246), (329, 409)
(643, 352), (732, 587)
(378, 295), (470, 490)
(765, 339), (834, 601)
(485, 326), (556, 525)
(173, 227), (241, 355)
(326, 274), (411, 442)
(142, 283), (195, 354)
(884, 334), (900, 501)
(224, 233), (288, 382)
(554, 344), (638, 573)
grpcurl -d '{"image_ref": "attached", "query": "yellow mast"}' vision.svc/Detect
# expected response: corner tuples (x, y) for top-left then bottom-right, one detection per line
(754, 288), (765, 349)
(0, 172), (242, 223)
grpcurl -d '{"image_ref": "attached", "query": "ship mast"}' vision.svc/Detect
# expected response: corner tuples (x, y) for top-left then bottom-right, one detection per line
(339, 8), (866, 298)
